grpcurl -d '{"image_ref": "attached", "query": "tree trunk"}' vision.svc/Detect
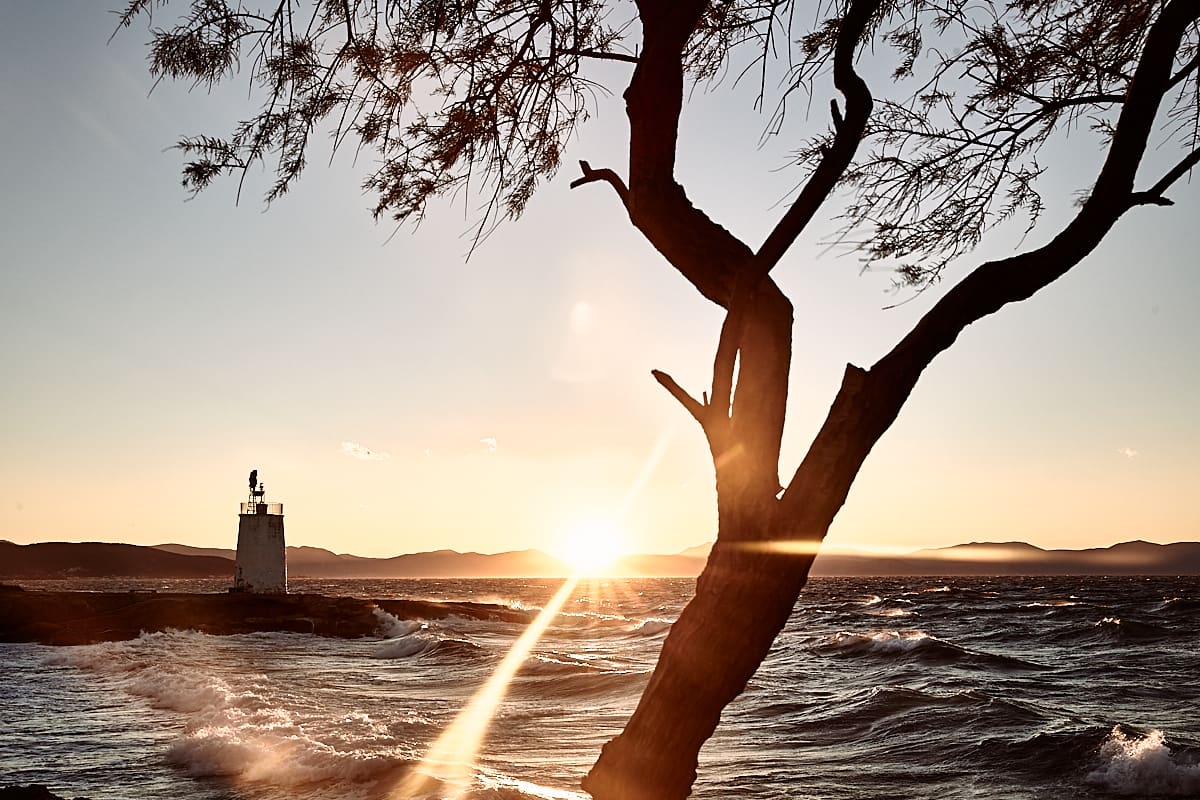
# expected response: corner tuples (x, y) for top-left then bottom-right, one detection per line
(583, 361), (883, 800)
(584, 3), (1198, 798)
(582, 532), (817, 800)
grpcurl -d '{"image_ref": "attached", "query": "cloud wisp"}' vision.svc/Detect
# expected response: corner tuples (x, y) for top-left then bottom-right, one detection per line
(341, 441), (391, 461)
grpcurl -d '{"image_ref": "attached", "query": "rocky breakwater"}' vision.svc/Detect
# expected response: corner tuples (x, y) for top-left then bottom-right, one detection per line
(0, 584), (532, 645)
(0, 786), (87, 800)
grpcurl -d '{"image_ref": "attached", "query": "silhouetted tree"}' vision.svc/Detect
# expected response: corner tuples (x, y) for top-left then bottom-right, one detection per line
(116, 0), (1199, 797)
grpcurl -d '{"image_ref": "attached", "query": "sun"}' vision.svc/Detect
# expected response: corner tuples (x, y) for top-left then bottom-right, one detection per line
(555, 519), (629, 576)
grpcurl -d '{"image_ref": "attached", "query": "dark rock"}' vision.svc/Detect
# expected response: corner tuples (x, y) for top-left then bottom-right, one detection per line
(0, 785), (89, 800)
(0, 590), (532, 645)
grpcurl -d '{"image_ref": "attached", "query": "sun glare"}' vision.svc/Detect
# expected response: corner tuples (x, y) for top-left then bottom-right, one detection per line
(556, 519), (628, 576)
(394, 577), (579, 799)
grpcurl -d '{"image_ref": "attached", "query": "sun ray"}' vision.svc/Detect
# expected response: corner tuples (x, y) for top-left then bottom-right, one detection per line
(394, 426), (679, 796)
(394, 576), (579, 799)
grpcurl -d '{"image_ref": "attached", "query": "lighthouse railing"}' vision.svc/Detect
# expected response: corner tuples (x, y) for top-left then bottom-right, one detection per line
(239, 502), (284, 515)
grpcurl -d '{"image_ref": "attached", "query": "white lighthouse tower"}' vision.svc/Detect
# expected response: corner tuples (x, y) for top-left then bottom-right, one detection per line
(234, 469), (287, 593)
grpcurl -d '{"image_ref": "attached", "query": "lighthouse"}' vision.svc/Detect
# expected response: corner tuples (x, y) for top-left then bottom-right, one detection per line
(234, 469), (287, 593)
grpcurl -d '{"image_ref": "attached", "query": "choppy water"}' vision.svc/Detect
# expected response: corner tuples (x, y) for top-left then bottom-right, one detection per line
(2, 576), (1199, 799)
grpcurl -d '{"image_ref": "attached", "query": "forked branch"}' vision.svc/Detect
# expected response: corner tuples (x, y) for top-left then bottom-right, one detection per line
(569, 160), (631, 209)
(1130, 147), (1200, 207)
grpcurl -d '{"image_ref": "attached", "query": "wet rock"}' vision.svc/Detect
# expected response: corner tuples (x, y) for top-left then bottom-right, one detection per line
(0, 785), (89, 800)
(0, 590), (532, 645)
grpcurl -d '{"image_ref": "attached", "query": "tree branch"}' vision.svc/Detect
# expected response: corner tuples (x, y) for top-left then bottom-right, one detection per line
(622, 0), (752, 307)
(561, 46), (639, 64)
(569, 160), (630, 209)
(781, 0), (1200, 520)
(1167, 51), (1200, 91)
(750, 0), (882, 279)
(1130, 147), (1200, 207)
(650, 369), (707, 425)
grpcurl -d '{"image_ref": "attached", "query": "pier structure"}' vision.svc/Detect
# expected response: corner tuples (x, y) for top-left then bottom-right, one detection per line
(234, 470), (287, 593)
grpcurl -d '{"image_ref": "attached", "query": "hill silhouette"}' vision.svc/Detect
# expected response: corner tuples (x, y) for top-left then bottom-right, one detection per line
(2, 539), (1198, 579)
(0, 541), (233, 578)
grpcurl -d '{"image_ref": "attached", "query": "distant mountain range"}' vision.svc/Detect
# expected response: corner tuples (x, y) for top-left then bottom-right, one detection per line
(2, 539), (1199, 579)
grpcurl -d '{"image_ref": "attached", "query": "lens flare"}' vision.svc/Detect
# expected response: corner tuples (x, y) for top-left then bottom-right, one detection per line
(394, 576), (579, 799)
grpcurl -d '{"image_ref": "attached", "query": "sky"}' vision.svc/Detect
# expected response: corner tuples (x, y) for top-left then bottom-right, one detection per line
(1, 3), (1198, 559)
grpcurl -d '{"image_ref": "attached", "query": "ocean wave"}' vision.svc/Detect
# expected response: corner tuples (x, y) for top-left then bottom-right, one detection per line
(972, 728), (1115, 780)
(817, 629), (941, 657)
(46, 630), (419, 791)
(371, 632), (485, 661)
(869, 607), (916, 618)
(372, 608), (424, 638)
(1086, 726), (1200, 796)
(1155, 597), (1200, 613)
(814, 629), (1040, 669)
(628, 618), (673, 637)
(555, 610), (630, 624)
(864, 686), (1045, 721)
(522, 654), (605, 676)
(902, 585), (1004, 602)
(472, 771), (587, 799)
(372, 633), (440, 659)
(166, 720), (415, 788)
(369, 609), (491, 660)
(471, 595), (541, 612)
(1086, 617), (1171, 643)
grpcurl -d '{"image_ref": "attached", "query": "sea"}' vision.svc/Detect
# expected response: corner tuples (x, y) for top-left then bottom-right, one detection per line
(2, 576), (1199, 800)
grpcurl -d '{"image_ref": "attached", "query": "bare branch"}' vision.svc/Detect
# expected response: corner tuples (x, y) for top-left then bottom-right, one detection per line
(750, 0), (882, 279)
(1130, 146), (1200, 206)
(560, 46), (638, 64)
(569, 159), (630, 208)
(650, 369), (707, 425)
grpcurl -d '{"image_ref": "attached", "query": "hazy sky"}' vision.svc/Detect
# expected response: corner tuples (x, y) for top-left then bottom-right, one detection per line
(2, 4), (1198, 558)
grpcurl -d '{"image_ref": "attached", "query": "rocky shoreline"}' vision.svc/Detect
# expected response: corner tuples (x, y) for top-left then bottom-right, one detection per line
(0, 786), (83, 800)
(0, 584), (532, 645)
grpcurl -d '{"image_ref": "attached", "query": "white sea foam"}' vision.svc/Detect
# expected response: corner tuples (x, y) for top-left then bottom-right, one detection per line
(475, 770), (588, 799)
(860, 594), (883, 606)
(473, 594), (540, 612)
(372, 607), (424, 638)
(371, 609), (448, 658)
(1025, 600), (1080, 607)
(1086, 727), (1200, 796)
(167, 719), (410, 786)
(45, 629), (414, 790)
(870, 607), (916, 618)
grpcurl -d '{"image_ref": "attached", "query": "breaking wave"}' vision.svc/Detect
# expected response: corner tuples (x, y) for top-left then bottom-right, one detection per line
(1086, 726), (1200, 796)
(43, 631), (418, 791)
(628, 618), (673, 637)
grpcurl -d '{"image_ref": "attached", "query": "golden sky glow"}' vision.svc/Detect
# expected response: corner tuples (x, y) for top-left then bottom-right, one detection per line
(1, 6), (1198, 559)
